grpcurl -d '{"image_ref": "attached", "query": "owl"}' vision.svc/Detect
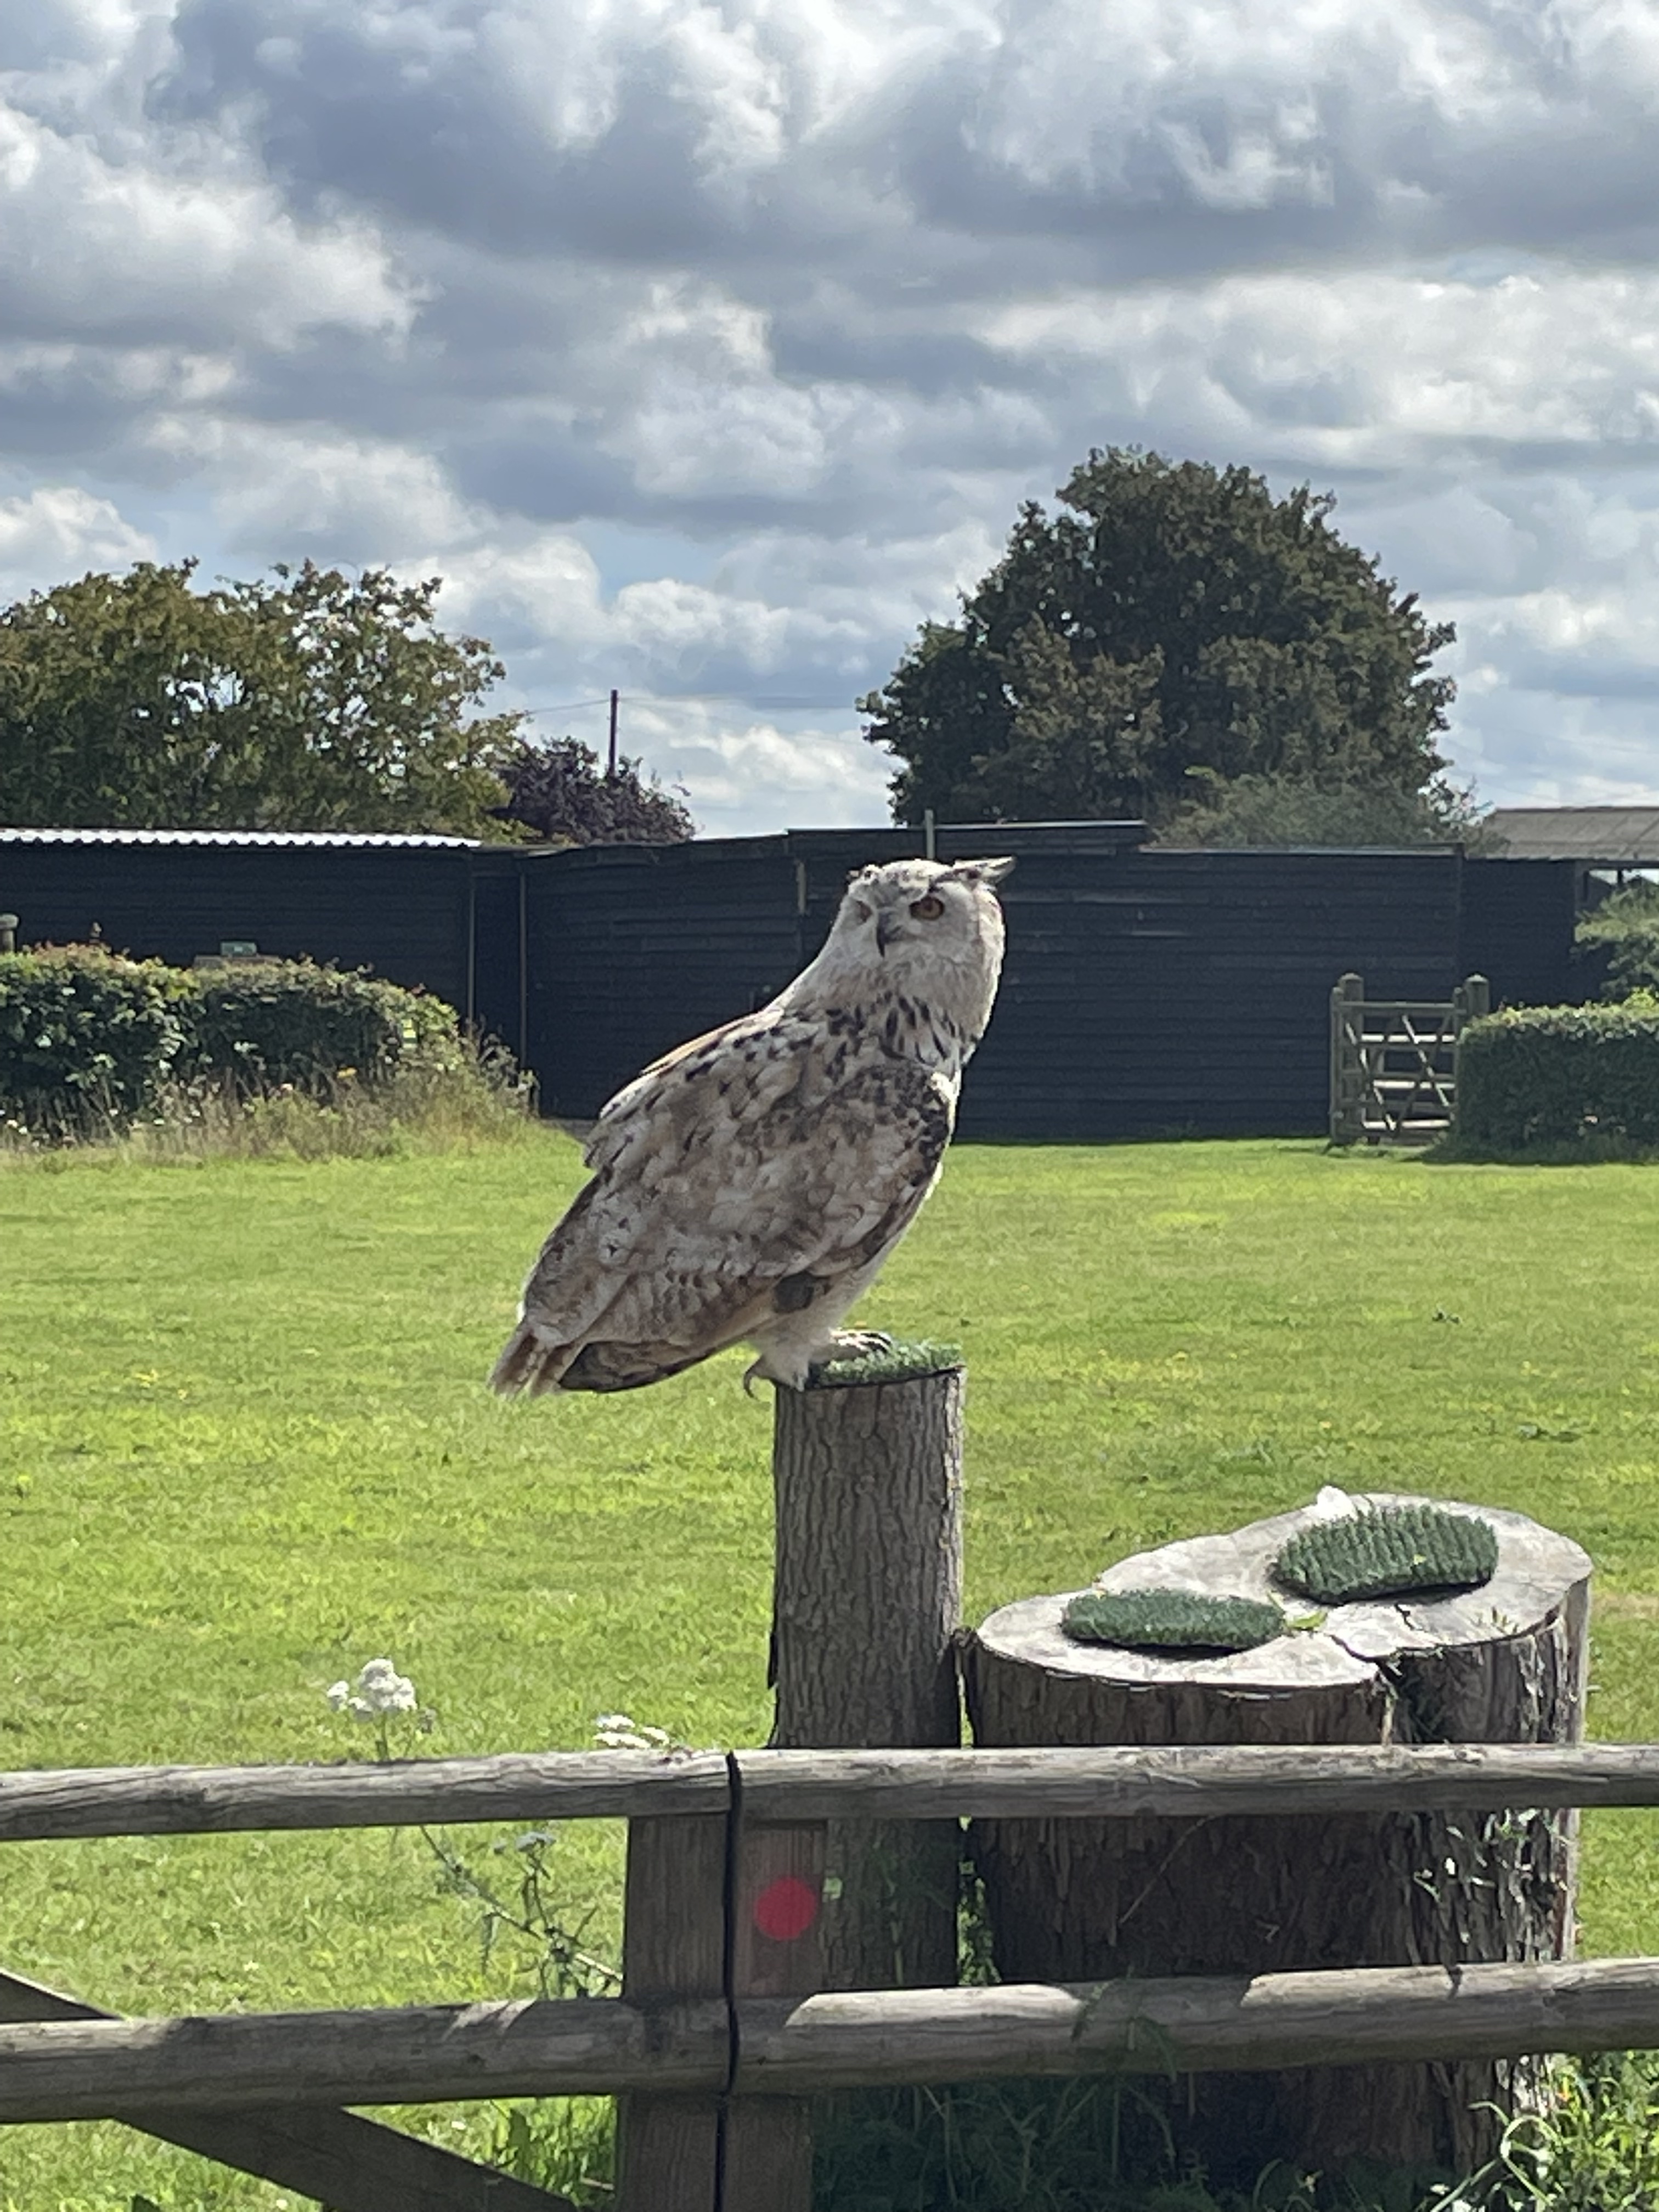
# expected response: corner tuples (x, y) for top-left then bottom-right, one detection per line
(489, 854), (1014, 1397)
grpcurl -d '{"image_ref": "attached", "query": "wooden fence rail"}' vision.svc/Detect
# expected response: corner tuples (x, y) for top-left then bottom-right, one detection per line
(0, 1966), (566, 2212)
(10, 1957), (1659, 2123)
(12, 1737), (1659, 2210)
(8, 1738), (1659, 1841)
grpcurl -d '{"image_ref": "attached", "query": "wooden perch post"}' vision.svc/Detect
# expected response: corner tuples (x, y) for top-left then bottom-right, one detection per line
(723, 1349), (966, 2212)
(617, 1346), (966, 2212)
(771, 1349), (966, 1991)
(964, 1492), (1591, 2179)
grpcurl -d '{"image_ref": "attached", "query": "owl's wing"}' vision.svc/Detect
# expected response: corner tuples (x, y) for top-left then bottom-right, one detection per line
(581, 1006), (811, 1177)
(494, 1015), (953, 1393)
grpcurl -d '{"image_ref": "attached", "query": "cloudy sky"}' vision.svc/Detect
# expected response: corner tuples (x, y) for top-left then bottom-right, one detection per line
(6, 0), (1659, 836)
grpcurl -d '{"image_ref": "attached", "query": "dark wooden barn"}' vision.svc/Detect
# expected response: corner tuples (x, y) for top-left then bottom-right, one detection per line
(1, 823), (1578, 1142)
(0, 827), (526, 1047)
(521, 828), (1577, 1141)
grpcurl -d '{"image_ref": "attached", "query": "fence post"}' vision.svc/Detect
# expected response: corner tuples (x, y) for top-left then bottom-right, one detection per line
(1329, 972), (1364, 1144)
(721, 1815), (825, 2211)
(613, 1812), (728, 2212)
(1449, 974), (1491, 1143)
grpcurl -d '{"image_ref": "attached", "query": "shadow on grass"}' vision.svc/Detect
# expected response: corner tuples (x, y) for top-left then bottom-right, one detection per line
(1423, 1135), (1659, 1168)
(811, 2050), (1659, 2212)
(812, 2078), (1466, 2212)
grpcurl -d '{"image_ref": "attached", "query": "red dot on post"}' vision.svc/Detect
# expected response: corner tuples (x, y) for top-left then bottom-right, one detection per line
(752, 1874), (819, 1943)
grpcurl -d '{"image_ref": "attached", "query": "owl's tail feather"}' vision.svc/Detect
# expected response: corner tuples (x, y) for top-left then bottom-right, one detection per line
(489, 1321), (577, 1398)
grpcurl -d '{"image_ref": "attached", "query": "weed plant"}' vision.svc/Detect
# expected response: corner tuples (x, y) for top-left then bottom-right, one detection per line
(1493, 2049), (1659, 2208)
(810, 2052), (1659, 2212)
(814, 2077), (1474, 2212)
(0, 1034), (533, 1163)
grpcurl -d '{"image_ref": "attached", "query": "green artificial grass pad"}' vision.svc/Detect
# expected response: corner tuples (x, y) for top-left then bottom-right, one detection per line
(1062, 1587), (1286, 1652)
(1274, 1502), (1498, 1604)
(806, 1338), (963, 1387)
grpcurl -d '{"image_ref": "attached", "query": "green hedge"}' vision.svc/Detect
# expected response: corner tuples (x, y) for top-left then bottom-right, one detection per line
(0, 947), (192, 1132)
(1454, 996), (1659, 1154)
(185, 963), (461, 1093)
(0, 947), (464, 1133)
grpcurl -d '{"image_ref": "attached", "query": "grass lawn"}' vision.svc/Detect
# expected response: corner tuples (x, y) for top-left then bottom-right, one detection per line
(2, 1130), (1659, 2207)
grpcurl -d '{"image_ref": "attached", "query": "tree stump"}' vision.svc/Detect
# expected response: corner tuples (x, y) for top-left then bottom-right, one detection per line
(771, 1354), (964, 1990)
(963, 1493), (1591, 2180)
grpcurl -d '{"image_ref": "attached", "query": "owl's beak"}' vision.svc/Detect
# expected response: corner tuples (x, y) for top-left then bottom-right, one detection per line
(875, 911), (898, 955)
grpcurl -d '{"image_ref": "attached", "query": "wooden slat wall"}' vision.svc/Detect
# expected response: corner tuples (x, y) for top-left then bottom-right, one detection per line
(522, 837), (1571, 1140)
(523, 838), (800, 1120)
(1, 832), (1581, 1141)
(1459, 855), (1579, 1007)
(0, 844), (481, 1013)
(794, 839), (1464, 1140)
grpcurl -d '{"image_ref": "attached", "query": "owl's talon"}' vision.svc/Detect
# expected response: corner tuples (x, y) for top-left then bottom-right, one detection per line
(804, 1330), (898, 1383)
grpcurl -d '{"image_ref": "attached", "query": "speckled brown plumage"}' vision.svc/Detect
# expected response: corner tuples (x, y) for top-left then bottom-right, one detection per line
(489, 855), (1013, 1396)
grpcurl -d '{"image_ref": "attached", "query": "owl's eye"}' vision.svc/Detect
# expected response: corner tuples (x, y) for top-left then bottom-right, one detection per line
(851, 900), (873, 922)
(909, 894), (945, 921)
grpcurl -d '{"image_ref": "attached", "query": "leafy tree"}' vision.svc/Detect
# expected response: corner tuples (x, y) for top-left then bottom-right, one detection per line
(861, 448), (1457, 827)
(492, 736), (695, 845)
(1576, 882), (1659, 1000)
(1155, 770), (1499, 851)
(0, 560), (524, 836)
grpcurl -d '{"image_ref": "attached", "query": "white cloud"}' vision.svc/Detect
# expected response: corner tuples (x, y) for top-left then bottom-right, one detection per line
(0, 100), (414, 350)
(0, 485), (157, 596)
(149, 419), (475, 551)
(974, 267), (1659, 465)
(620, 708), (893, 837)
(5, 0), (1659, 826)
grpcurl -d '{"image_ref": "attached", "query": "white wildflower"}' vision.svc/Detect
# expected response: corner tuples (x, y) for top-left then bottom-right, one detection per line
(593, 1712), (698, 1759)
(325, 1658), (419, 1722)
(594, 1711), (655, 1749)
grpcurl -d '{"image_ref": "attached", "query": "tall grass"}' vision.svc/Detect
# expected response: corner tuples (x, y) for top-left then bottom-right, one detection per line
(0, 1036), (535, 1166)
(1493, 2050), (1659, 2209)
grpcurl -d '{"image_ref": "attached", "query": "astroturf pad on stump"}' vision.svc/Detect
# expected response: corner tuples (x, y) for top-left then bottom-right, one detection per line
(806, 1339), (963, 1387)
(1062, 1588), (1286, 1652)
(1274, 1503), (1499, 1604)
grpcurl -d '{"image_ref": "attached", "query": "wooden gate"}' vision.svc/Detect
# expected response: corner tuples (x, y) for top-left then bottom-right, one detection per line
(1329, 971), (1491, 1144)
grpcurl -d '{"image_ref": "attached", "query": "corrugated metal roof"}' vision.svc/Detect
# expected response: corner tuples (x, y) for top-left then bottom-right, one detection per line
(0, 826), (482, 850)
(1485, 806), (1659, 863)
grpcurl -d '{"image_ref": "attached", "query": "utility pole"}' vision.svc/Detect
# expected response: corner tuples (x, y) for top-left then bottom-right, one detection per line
(607, 689), (619, 778)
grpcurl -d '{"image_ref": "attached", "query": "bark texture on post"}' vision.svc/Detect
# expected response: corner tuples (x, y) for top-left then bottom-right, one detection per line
(772, 1362), (965, 1990)
(964, 1494), (1590, 2180)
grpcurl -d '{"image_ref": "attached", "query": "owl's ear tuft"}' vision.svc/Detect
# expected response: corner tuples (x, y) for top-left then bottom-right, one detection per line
(947, 856), (1015, 887)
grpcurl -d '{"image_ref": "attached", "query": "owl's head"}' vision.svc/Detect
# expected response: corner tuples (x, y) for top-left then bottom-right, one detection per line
(816, 855), (1014, 1047)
